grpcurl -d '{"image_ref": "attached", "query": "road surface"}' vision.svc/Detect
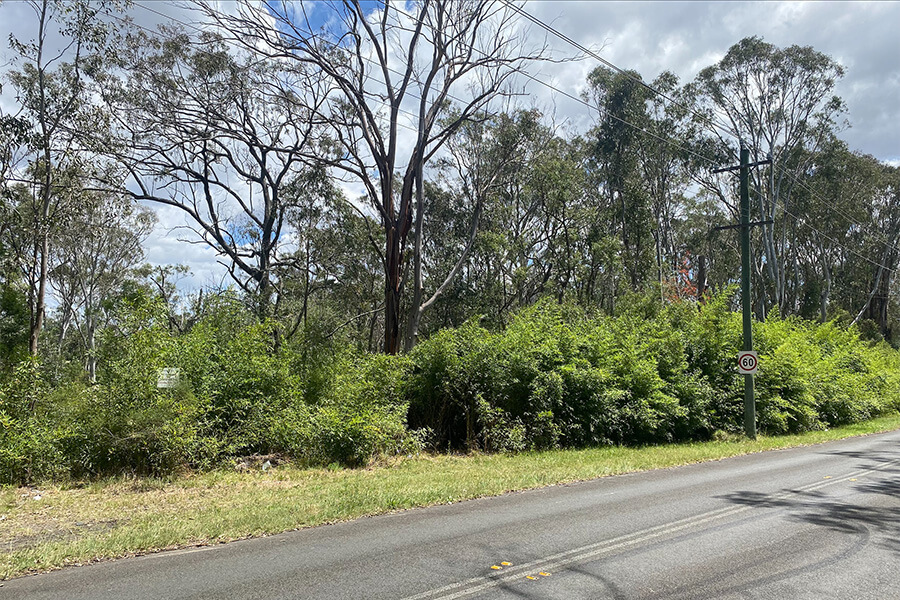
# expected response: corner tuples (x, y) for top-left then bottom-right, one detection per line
(6, 429), (900, 599)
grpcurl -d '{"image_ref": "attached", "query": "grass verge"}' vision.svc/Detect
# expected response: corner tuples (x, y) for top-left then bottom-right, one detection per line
(3, 414), (900, 580)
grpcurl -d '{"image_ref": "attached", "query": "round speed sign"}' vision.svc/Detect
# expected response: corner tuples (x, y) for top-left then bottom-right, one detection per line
(737, 351), (758, 374)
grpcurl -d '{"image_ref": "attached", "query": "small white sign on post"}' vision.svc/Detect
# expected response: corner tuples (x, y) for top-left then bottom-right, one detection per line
(157, 368), (181, 389)
(737, 351), (758, 375)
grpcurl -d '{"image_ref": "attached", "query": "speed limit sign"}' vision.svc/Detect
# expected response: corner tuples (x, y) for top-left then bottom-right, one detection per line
(738, 351), (758, 375)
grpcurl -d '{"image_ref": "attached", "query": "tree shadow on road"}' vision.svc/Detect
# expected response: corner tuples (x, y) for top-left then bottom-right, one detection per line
(717, 477), (900, 555)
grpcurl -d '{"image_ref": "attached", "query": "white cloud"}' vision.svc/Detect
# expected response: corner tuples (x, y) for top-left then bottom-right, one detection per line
(527, 1), (900, 160)
(141, 203), (231, 292)
(4, 0), (899, 294)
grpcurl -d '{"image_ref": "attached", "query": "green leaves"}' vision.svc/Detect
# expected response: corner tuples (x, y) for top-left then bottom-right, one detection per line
(404, 291), (900, 453)
(2, 288), (899, 484)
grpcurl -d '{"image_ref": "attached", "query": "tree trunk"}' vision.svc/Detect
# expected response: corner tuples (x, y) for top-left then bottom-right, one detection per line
(404, 169), (426, 353)
(384, 224), (403, 355)
(86, 317), (97, 383)
(29, 229), (49, 356)
(819, 250), (832, 323)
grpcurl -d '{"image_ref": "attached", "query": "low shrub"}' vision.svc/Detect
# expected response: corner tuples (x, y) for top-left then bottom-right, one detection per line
(3, 290), (899, 484)
(302, 353), (420, 466)
(0, 361), (66, 484)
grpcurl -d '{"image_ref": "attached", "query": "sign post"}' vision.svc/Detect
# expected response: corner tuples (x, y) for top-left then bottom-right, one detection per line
(738, 148), (757, 438)
(712, 146), (770, 439)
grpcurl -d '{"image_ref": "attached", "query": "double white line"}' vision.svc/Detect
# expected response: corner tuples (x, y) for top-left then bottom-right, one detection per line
(402, 457), (898, 600)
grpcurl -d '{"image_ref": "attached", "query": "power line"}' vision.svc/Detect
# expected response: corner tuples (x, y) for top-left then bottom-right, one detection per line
(776, 163), (900, 255)
(130, 1), (721, 171)
(732, 164), (897, 274)
(111, 2), (900, 270)
(132, 1), (726, 171)
(382, 1), (900, 281)
(518, 69), (719, 168)
(22, 2), (900, 282)
(379, 1), (722, 168)
(126, 3), (467, 138)
(112, 4), (900, 306)
(497, 1), (900, 258)
(778, 199), (894, 273)
(499, 0), (738, 143)
(496, 2), (900, 268)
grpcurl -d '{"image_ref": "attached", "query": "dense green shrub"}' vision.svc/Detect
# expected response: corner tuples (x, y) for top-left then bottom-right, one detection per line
(299, 353), (419, 466)
(75, 295), (417, 473)
(0, 361), (65, 484)
(406, 298), (718, 450)
(405, 292), (900, 452)
(58, 297), (210, 476)
(2, 289), (899, 484)
(0, 284), (29, 371)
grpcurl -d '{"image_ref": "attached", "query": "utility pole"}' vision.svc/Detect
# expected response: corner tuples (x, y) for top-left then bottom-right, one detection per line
(713, 145), (771, 439)
(738, 147), (756, 439)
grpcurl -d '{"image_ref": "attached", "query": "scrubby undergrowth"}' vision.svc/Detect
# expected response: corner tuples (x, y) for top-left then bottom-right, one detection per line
(2, 292), (899, 484)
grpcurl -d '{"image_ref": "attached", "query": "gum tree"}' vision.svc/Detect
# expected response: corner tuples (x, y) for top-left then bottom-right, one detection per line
(201, 0), (550, 353)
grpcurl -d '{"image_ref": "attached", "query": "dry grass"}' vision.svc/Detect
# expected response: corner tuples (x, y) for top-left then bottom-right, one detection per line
(3, 414), (899, 579)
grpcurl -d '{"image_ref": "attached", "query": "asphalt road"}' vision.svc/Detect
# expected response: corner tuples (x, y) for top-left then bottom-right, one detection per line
(6, 429), (900, 599)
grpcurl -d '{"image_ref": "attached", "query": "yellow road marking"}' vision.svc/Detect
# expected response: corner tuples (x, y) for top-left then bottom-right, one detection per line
(402, 457), (900, 600)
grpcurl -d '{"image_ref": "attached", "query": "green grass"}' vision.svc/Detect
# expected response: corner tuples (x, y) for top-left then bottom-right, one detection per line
(3, 414), (899, 580)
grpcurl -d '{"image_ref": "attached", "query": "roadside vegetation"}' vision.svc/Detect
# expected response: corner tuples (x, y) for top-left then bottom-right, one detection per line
(4, 0), (900, 580)
(3, 290), (899, 485)
(3, 415), (899, 579)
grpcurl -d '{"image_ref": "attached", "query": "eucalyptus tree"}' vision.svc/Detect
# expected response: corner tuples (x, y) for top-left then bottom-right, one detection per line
(690, 36), (846, 315)
(95, 27), (329, 321)
(279, 179), (385, 350)
(466, 111), (560, 323)
(634, 72), (694, 291)
(781, 138), (878, 322)
(846, 162), (900, 334)
(0, 188), (30, 369)
(585, 67), (658, 296)
(425, 110), (591, 326)
(0, 114), (32, 366)
(404, 108), (546, 348)
(199, 0), (551, 353)
(49, 185), (154, 381)
(4, 0), (119, 355)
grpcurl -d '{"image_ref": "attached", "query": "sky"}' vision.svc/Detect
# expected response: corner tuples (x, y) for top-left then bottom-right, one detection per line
(2, 0), (899, 292)
(524, 1), (900, 165)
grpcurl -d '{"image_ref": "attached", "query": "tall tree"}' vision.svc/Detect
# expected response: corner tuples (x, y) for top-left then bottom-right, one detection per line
(426, 111), (591, 326)
(849, 163), (900, 335)
(201, 0), (549, 353)
(95, 27), (328, 321)
(49, 183), (154, 380)
(4, 0), (116, 355)
(279, 180), (385, 350)
(586, 67), (658, 294)
(691, 37), (846, 315)
(404, 108), (539, 349)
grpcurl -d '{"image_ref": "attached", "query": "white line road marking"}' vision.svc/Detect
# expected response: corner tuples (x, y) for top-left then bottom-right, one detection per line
(401, 457), (899, 600)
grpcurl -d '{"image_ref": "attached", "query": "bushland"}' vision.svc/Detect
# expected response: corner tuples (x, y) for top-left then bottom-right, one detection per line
(3, 291), (899, 484)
